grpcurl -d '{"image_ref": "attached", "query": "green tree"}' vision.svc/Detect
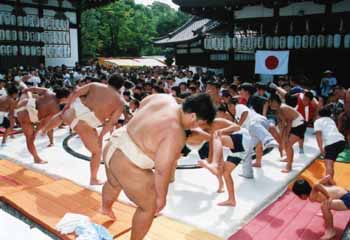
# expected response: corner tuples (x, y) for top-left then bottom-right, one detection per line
(81, 0), (190, 59)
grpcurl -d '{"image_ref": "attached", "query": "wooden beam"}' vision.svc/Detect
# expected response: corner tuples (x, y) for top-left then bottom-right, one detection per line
(325, 3), (332, 16)
(273, 6), (280, 18)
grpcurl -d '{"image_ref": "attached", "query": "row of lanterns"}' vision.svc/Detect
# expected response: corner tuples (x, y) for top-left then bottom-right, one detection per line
(0, 30), (70, 44)
(204, 34), (350, 51)
(0, 12), (70, 31)
(0, 45), (71, 58)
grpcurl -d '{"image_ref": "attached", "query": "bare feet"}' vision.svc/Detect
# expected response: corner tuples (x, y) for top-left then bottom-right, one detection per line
(34, 158), (48, 164)
(198, 160), (224, 192)
(281, 167), (291, 173)
(217, 199), (236, 207)
(90, 179), (105, 185)
(99, 207), (116, 220)
(320, 229), (336, 240)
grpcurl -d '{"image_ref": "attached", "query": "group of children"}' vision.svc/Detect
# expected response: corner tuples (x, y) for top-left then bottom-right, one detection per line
(184, 81), (349, 239)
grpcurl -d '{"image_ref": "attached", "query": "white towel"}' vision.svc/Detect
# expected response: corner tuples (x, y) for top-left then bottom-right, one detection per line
(56, 213), (90, 235)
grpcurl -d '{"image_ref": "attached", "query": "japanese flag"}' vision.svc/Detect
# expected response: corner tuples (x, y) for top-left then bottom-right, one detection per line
(255, 50), (289, 75)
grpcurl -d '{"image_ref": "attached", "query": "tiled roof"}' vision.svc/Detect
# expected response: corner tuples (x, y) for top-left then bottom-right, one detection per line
(173, 0), (342, 8)
(154, 17), (218, 46)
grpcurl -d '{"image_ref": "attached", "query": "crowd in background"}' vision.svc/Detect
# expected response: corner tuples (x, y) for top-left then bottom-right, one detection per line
(0, 61), (349, 148)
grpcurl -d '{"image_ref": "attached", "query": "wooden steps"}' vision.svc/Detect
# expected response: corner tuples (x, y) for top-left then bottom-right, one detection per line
(1, 179), (135, 240)
(0, 160), (221, 240)
(0, 160), (53, 196)
(117, 215), (223, 240)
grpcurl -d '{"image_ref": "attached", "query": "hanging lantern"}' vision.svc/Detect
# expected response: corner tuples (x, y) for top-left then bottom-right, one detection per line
(279, 36), (287, 49)
(302, 35), (309, 48)
(326, 34), (333, 48)
(225, 35), (231, 50)
(232, 37), (237, 49)
(257, 36), (264, 49)
(317, 34), (325, 48)
(294, 35), (302, 49)
(333, 33), (341, 48)
(242, 37), (248, 50)
(344, 33), (350, 48)
(309, 35), (317, 48)
(273, 36), (280, 49)
(265, 36), (272, 49)
(252, 37), (258, 49)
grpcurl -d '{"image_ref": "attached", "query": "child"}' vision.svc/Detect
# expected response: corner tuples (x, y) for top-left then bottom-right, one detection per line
(199, 127), (253, 207)
(292, 176), (349, 240)
(314, 106), (346, 182)
(269, 93), (307, 173)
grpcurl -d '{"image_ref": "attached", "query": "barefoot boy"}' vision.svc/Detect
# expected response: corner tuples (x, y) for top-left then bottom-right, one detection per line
(269, 93), (307, 173)
(292, 176), (349, 240)
(200, 127), (253, 207)
(314, 106), (346, 182)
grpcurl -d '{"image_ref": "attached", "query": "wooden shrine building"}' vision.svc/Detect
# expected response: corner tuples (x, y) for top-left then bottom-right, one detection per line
(0, 0), (116, 70)
(156, 0), (350, 87)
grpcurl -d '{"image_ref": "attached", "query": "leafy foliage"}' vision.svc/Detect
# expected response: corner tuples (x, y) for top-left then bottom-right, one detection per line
(81, 0), (190, 59)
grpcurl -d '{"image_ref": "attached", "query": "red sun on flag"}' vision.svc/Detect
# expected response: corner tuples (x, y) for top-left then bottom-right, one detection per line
(265, 56), (279, 70)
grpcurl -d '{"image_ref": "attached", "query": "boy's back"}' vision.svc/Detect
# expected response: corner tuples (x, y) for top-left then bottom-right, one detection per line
(311, 184), (349, 203)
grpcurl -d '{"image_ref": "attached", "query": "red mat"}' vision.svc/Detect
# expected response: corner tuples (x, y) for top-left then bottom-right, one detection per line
(230, 191), (350, 240)
(0, 128), (22, 136)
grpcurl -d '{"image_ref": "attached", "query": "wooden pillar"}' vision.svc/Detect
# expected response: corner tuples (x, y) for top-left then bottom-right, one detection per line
(325, 3), (332, 16)
(76, 9), (82, 63)
(273, 6), (280, 18)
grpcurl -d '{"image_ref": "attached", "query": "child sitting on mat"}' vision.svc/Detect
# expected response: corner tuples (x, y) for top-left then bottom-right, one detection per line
(292, 176), (350, 240)
(314, 105), (346, 183)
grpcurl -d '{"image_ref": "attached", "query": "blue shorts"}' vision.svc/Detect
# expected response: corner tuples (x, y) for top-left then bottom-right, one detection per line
(0, 117), (10, 129)
(226, 156), (242, 166)
(340, 192), (350, 209)
(226, 133), (245, 166)
(230, 134), (244, 153)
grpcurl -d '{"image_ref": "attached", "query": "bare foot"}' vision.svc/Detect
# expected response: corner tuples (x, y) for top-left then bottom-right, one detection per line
(280, 157), (288, 162)
(198, 160), (219, 176)
(320, 229), (336, 240)
(36, 130), (46, 137)
(252, 162), (261, 168)
(99, 207), (116, 220)
(90, 179), (104, 185)
(217, 181), (224, 193)
(281, 168), (291, 173)
(217, 199), (236, 207)
(34, 158), (48, 164)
